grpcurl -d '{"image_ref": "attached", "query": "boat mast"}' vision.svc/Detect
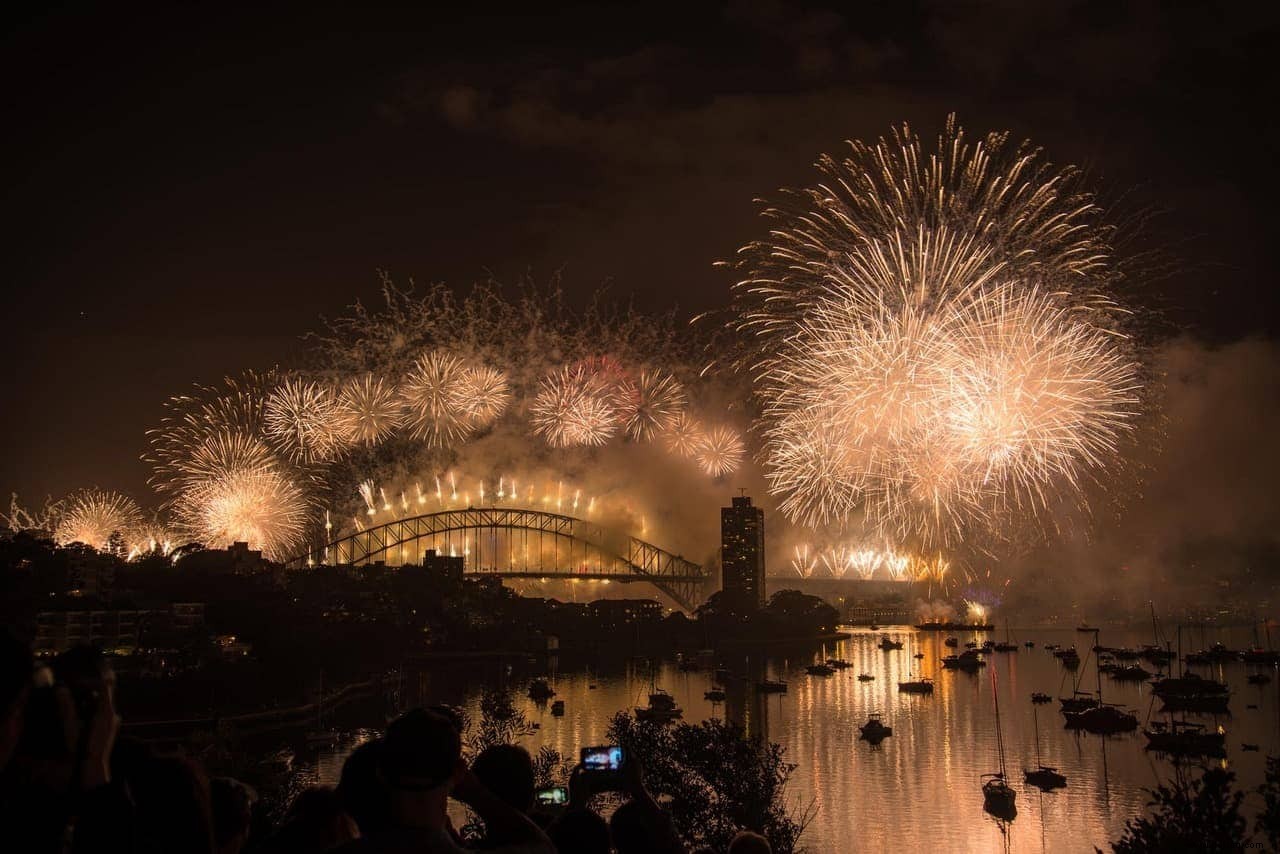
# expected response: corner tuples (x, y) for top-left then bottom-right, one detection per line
(1094, 629), (1104, 705)
(991, 664), (1007, 778)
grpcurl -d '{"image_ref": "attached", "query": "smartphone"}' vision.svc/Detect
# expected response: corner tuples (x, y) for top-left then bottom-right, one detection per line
(579, 745), (625, 772)
(534, 786), (569, 807)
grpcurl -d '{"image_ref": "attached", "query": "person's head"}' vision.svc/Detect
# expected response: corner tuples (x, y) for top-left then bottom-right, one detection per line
(610, 799), (669, 854)
(338, 738), (392, 836)
(728, 829), (772, 854)
(548, 807), (611, 854)
(0, 631), (30, 771)
(209, 777), (256, 854)
(377, 708), (464, 825)
(131, 753), (215, 854)
(271, 786), (357, 852)
(471, 743), (535, 813)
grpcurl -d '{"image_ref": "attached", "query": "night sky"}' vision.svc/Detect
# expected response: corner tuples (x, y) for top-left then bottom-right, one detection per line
(3, 1), (1277, 504)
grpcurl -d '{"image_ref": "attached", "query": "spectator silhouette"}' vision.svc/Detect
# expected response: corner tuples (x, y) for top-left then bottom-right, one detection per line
(344, 708), (552, 853)
(129, 753), (214, 854)
(546, 806), (611, 854)
(472, 743), (535, 815)
(210, 776), (256, 854)
(264, 785), (357, 852)
(727, 829), (772, 854)
(338, 738), (392, 837)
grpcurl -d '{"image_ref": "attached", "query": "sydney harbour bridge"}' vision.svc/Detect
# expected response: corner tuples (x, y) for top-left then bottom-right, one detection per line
(287, 507), (708, 610)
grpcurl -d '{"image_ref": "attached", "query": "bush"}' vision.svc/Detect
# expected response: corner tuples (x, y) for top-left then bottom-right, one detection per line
(608, 712), (811, 853)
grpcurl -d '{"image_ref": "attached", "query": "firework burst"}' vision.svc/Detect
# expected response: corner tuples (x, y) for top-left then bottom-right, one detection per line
(264, 378), (348, 463)
(531, 363), (624, 447)
(335, 373), (403, 445)
(400, 350), (473, 447)
(694, 425), (746, 478)
(54, 489), (143, 551)
(733, 117), (1142, 547)
(623, 369), (687, 441)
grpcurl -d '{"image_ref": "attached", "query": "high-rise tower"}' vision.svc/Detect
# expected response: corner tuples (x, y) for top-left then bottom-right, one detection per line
(721, 494), (765, 609)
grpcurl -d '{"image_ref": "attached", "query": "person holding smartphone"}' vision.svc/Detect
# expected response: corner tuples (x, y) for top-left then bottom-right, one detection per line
(566, 748), (686, 854)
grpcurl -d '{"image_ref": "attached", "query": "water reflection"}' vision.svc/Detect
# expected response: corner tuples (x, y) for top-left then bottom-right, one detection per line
(288, 626), (1279, 852)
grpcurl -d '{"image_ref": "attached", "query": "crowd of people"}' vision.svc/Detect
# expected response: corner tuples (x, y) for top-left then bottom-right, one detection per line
(0, 632), (776, 853)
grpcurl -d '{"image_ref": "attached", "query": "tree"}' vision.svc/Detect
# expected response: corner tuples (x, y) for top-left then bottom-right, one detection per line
(468, 688), (535, 754)
(763, 590), (838, 634)
(608, 712), (811, 853)
(1257, 755), (1280, 848)
(1110, 767), (1250, 853)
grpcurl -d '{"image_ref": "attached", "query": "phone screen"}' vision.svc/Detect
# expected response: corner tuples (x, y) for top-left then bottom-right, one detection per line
(535, 786), (569, 806)
(580, 745), (625, 771)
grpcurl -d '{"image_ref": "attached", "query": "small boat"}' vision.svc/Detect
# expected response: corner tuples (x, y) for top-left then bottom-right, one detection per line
(1059, 692), (1098, 714)
(704, 688), (726, 702)
(942, 650), (986, 672)
(1161, 694), (1231, 714)
(1243, 743), (1261, 751)
(1107, 665), (1152, 682)
(826, 658), (853, 670)
(913, 652), (925, 659)
(1143, 719), (1225, 758)
(857, 673), (875, 682)
(1031, 692), (1052, 704)
(869, 623), (880, 631)
(1077, 623), (1097, 632)
(1065, 704), (1139, 734)
(806, 663), (836, 676)
(944, 637), (959, 648)
(878, 634), (904, 651)
(757, 679), (788, 694)
(1248, 704), (1259, 710)
(635, 689), (683, 723)
(528, 678), (556, 701)
(964, 641), (979, 649)
(1024, 641), (1036, 649)
(898, 677), (935, 694)
(859, 713), (893, 743)
(1044, 643), (1061, 651)
(550, 700), (565, 717)
(993, 622), (1019, 652)
(1248, 673), (1272, 685)
(1024, 704), (1066, 791)
(983, 666), (1017, 819)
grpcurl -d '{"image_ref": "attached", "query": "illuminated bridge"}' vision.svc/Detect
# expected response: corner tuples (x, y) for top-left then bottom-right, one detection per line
(287, 507), (708, 610)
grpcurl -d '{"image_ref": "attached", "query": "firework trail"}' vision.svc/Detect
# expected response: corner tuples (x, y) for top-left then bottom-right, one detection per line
(53, 489), (143, 552)
(731, 116), (1142, 547)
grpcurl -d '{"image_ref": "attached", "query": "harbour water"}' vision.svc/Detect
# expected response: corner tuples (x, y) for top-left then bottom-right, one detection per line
(288, 624), (1280, 852)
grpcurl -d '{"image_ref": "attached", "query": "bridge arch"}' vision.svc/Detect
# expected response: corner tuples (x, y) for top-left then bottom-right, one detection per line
(287, 507), (707, 610)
